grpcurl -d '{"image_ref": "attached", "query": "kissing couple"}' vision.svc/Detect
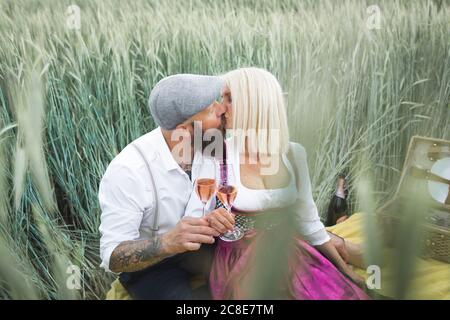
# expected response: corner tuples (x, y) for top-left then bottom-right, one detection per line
(99, 67), (369, 300)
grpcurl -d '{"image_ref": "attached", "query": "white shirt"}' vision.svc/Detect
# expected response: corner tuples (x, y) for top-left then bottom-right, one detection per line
(184, 139), (330, 246)
(98, 127), (202, 272)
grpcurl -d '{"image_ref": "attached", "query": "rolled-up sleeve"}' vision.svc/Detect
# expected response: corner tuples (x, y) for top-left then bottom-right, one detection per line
(98, 163), (150, 272)
(291, 143), (330, 246)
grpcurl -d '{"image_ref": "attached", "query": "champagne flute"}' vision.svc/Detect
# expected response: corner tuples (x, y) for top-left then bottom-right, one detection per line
(194, 160), (217, 217)
(217, 163), (244, 241)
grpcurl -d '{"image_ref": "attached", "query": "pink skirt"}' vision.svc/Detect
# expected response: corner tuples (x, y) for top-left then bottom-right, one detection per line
(209, 229), (370, 300)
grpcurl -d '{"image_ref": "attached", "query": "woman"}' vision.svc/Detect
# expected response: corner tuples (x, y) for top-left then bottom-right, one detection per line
(186, 67), (369, 299)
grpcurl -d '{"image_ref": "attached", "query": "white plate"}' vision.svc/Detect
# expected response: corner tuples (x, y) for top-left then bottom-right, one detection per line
(427, 157), (450, 204)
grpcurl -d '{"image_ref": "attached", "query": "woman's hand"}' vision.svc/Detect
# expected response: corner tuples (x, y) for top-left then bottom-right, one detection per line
(204, 207), (235, 234)
(340, 265), (366, 289)
(315, 239), (366, 289)
(328, 232), (349, 263)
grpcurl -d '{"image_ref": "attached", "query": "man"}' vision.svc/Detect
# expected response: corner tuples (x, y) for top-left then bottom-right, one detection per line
(98, 74), (233, 299)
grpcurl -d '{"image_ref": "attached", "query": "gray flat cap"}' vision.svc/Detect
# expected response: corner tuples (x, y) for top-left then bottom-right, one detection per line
(149, 74), (224, 130)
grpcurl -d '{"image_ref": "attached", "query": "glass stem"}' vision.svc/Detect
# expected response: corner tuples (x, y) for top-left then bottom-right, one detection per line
(202, 203), (206, 217)
(227, 206), (233, 232)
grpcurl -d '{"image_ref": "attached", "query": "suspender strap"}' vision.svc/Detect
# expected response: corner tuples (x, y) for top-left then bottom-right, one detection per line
(131, 143), (159, 237)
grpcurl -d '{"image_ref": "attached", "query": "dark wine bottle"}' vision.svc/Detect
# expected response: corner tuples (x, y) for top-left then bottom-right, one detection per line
(325, 174), (349, 227)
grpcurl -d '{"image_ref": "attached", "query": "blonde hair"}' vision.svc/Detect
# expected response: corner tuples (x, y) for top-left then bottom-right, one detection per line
(222, 67), (290, 157)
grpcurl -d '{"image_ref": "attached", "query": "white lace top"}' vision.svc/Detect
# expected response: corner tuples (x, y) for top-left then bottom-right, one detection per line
(184, 138), (330, 246)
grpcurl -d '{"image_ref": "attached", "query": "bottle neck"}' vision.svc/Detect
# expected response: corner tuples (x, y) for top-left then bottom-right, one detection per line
(335, 177), (346, 199)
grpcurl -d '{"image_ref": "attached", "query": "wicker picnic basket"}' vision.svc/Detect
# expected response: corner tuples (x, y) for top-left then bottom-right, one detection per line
(377, 136), (450, 263)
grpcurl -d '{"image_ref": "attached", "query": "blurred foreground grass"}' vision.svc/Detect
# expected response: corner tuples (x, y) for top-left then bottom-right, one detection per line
(0, 0), (448, 299)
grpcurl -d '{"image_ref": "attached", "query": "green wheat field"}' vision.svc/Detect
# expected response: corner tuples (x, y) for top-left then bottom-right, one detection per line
(0, 0), (449, 299)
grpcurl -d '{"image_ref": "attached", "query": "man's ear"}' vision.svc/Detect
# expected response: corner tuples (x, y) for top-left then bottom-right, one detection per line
(174, 123), (188, 131)
(174, 122), (193, 133)
(174, 122), (194, 136)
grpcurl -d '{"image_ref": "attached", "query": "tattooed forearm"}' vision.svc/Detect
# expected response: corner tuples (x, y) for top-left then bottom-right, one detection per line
(109, 236), (169, 273)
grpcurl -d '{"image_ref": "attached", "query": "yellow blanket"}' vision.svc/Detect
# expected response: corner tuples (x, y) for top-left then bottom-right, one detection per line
(106, 213), (450, 299)
(327, 213), (450, 299)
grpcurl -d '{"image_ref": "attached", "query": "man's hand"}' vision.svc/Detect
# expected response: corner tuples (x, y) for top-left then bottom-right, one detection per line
(109, 217), (220, 273)
(204, 208), (235, 234)
(161, 216), (220, 255)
